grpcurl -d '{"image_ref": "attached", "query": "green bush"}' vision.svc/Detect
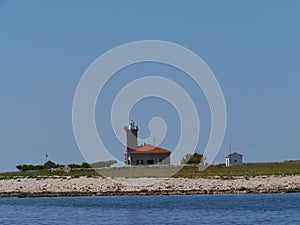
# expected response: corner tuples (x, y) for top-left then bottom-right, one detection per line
(182, 153), (204, 164)
(16, 164), (44, 171)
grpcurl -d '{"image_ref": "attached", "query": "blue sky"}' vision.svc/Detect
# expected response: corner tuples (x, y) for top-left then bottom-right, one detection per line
(0, 0), (299, 171)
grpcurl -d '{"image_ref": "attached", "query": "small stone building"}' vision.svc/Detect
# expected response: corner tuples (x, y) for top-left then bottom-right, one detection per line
(44, 160), (56, 170)
(50, 165), (72, 173)
(225, 152), (243, 167)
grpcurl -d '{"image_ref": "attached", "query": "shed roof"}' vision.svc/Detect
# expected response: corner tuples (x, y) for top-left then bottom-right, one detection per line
(44, 160), (56, 169)
(225, 152), (243, 158)
(129, 144), (171, 154)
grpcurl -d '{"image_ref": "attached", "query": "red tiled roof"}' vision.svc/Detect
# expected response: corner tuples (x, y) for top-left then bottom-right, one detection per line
(129, 144), (171, 154)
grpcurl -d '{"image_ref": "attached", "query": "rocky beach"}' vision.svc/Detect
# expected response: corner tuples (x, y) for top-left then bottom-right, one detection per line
(1, 175), (300, 198)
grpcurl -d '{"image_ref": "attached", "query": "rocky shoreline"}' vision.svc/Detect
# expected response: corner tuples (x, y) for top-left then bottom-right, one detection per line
(1, 176), (300, 198)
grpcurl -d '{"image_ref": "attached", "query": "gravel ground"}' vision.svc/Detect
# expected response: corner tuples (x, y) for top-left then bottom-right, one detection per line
(1, 176), (300, 197)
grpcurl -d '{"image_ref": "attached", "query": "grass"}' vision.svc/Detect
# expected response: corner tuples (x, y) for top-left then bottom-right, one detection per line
(97, 166), (179, 178)
(1, 162), (300, 179)
(173, 162), (300, 178)
(0, 169), (102, 180)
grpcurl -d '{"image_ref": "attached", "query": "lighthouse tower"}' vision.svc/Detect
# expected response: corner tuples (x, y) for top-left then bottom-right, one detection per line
(124, 120), (138, 165)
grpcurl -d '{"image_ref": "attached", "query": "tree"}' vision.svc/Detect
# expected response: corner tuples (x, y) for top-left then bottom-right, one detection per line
(81, 162), (91, 168)
(182, 153), (204, 164)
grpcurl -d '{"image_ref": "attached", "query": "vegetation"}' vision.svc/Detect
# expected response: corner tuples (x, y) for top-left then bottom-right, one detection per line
(0, 169), (102, 180)
(67, 160), (117, 168)
(16, 160), (117, 171)
(4, 161), (300, 179)
(16, 164), (44, 171)
(173, 162), (300, 178)
(90, 160), (117, 168)
(68, 162), (91, 169)
(96, 162), (300, 178)
(98, 166), (179, 178)
(182, 153), (204, 164)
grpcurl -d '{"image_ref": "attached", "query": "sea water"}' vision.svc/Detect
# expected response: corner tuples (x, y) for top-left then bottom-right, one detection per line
(1, 194), (300, 225)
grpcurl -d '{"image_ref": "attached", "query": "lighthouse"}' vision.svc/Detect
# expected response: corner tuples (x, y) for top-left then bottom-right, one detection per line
(124, 120), (171, 166)
(124, 120), (138, 165)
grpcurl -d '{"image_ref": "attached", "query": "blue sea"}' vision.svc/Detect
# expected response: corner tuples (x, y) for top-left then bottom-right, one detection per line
(1, 194), (300, 225)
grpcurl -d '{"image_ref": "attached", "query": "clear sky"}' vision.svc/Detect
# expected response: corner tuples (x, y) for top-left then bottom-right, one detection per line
(0, 0), (299, 171)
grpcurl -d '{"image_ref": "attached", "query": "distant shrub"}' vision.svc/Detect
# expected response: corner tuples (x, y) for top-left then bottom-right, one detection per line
(81, 162), (91, 168)
(68, 160), (117, 169)
(16, 164), (44, 171)
(90, 160), (117, 168)
(182, 153), (204, 164)
(67, 164), (82, 169)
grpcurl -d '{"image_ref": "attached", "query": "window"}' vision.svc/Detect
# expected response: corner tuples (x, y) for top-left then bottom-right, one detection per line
(159, 159), (163, 163)
(136, 160), (144, 165)
(147, 159), (154, 165)
(136, 160), (141, 165)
